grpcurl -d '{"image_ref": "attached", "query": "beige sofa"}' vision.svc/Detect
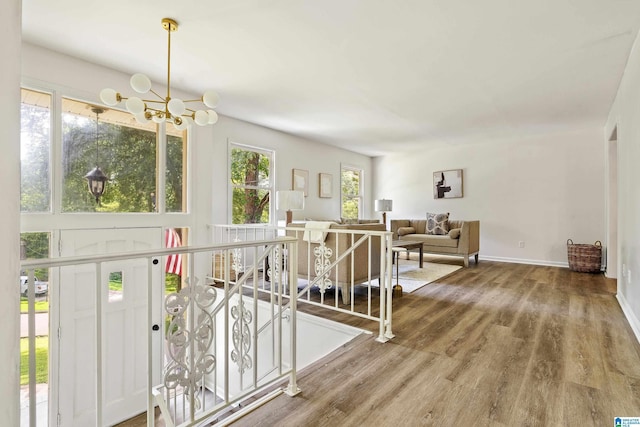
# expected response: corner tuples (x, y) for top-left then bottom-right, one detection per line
(390, 219), (480, 267)
(287, 222), (385, 304)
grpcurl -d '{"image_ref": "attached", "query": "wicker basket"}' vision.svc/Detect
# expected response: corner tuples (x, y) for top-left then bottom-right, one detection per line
(567, 239), (602, 273)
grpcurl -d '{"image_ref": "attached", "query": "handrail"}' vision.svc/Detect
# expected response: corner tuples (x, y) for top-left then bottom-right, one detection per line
(211, 224), (395, 343)
(20, 236), (299, 427)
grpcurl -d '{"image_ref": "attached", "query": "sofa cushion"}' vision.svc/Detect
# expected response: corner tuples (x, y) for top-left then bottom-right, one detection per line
(409, 220), (427, 234)
(408, 234), (459, 248)
(397, 227), (415, 236)
(448, 228), (461, 239)
(426, 212), (450, 235)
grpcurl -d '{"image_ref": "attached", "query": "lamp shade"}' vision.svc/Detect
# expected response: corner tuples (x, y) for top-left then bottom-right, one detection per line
(276, 190), (305, 211)
(375, 199), (393, 212)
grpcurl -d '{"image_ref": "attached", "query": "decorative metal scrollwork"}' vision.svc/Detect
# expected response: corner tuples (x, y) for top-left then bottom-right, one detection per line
(230, 301), (253, 373)
(232, 237), (244, 274)
(267, 244), (282, 284)
(314, 244), (333, 293)
(163, 276), (217, 409)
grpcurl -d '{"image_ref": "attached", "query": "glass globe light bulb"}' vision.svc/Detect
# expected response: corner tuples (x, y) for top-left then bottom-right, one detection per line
(135, 113), (150, 124)
(100, 88), (120, 106)
(168, 99), (186, 116)
(194, 110), (209, 126)
(202, 90), (219, 108)
(174, 119), (188, 131)
(130, 73), (152, 93)
(207, 110), (219, 124)
(152, 113), (166, 124)
(125, 97), (145, 115)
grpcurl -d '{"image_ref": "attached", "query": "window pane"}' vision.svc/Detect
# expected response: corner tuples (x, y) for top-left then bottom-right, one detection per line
(232, 188), (270, 224)
(61, 98), (157, 212)
(166, 134), (185, 212)
(341, 167), (361, 219)
(21, 89), (51, 212)
(230, 146), (272, 224)
(231, 148), (270, 187)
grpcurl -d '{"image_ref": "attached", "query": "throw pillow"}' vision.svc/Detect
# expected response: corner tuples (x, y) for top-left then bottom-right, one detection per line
(397, 227), (415, 236)
(426, 212), (450, 235)
(448, 228), (461, 239)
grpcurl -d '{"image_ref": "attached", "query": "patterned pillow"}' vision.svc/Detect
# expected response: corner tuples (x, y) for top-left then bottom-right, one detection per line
(426, 212), (450, 235)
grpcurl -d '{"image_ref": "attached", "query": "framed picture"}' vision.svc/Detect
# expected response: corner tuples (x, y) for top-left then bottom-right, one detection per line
(433, 169), (463, 199)
(319, 173), (332, 198)
(292, 168), (309, 196)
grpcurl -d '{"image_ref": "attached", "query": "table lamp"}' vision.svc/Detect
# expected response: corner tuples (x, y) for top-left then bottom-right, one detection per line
(276, 190), (305, 224)
(374, 199), (393, 225)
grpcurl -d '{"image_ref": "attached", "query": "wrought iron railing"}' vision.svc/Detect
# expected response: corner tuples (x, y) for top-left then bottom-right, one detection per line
(20, 237), (300, 427)
(211, 224), (395, 343)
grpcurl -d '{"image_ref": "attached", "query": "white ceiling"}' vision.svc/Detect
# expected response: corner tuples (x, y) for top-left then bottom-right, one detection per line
(21, 0), (640, 156)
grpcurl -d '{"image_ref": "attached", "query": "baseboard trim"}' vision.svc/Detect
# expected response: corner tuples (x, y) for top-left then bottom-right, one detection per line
(479, 255), (568, 268)
(616, 291), (640, 345)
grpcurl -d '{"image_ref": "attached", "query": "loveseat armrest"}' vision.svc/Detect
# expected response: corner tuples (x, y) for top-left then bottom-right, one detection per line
(390, 219), (411, 239)
(457, 220), (480, 255)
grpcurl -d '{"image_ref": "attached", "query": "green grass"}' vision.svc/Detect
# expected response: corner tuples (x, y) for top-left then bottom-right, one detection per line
(20, 299), (49, 314)
(20, 336), (48, 385)
(109, 278), (123, 292)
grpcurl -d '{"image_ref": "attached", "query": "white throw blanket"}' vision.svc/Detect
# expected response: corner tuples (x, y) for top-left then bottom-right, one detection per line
(303, 221), (334, 243)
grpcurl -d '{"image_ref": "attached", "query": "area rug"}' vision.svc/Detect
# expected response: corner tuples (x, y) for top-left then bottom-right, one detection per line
(392, 258), (462, 293)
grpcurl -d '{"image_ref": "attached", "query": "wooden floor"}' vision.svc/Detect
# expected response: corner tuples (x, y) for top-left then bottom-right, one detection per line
(121, 259), (640, 426)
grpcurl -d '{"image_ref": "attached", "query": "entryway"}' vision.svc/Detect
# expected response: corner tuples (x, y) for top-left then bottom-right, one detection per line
(55, 227), (163, 426)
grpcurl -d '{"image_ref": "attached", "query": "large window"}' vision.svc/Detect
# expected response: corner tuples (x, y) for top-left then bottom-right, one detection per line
(20, 89), (51, 212)
(341, 165), (363, 220)
(19, 93), (187, 214)
(230, 144), (273, 224)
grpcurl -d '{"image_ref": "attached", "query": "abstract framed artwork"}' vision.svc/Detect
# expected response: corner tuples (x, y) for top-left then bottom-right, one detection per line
(292, 168), (309, 196)
(319, 173), (332, 198)
(433, 169), (463, 199)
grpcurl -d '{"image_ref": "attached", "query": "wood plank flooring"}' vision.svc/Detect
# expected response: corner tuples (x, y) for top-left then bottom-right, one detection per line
(120, 259), (640, 426)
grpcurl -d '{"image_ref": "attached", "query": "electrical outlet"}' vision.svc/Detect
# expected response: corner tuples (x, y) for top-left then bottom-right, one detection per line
(518, 241), (525, 248)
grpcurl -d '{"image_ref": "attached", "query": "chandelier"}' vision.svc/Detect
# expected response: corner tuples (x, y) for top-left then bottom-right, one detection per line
(99, 18), (219, 130)
(84, 107), (108, 205)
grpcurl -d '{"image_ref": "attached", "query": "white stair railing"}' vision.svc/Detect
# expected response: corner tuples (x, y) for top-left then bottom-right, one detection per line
(20, 237), (299, 427)
(212, 224), (395, 343)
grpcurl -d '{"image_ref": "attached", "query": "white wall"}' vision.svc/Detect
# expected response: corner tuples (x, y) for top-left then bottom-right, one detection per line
(207, 116), (373, 226)
(373, 126), (605, 266)
(606, 31), (640, 342)
(20, 43), (373, 241)
(1, 0), (21, 423)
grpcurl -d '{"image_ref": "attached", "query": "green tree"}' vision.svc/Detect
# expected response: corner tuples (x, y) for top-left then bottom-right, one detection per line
(341, 169), (360, 219)
(61, 114), (157, 212)
(20, 232), (50, 280)
(20, 102), (51, 212)
(166, 135), (184, 212)
(231, 148), (270, 224)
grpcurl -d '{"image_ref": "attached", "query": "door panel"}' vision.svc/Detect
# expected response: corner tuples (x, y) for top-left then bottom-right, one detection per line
(58, 228), (162, 426)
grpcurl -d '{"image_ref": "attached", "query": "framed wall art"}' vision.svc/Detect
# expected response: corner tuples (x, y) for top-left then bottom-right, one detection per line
(292, 168), (309, 196)
(319, 173), (332, 198)
(433, 169), (463, 199)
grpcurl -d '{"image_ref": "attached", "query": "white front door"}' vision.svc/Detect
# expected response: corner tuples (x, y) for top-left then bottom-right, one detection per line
(57, 228), (163, 426)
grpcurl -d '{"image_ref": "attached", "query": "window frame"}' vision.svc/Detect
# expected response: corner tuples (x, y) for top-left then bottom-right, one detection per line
(19, 83), (189, 216)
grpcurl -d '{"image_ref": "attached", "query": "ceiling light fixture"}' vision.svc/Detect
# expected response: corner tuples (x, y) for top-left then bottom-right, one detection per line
(99, 18), (219, 130)
(84, 107), (108, 205)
